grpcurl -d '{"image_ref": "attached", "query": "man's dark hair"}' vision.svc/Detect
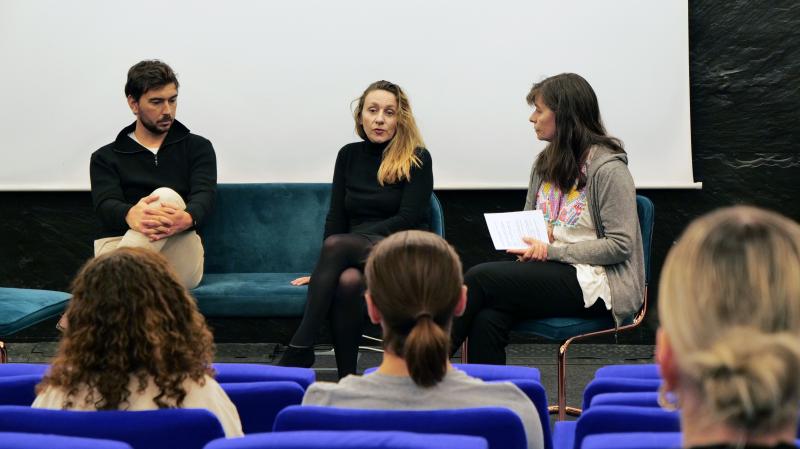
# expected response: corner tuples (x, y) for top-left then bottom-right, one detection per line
(124, 60), (179, 101)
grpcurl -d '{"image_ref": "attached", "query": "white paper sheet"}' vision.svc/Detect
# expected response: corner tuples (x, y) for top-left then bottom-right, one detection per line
(484, 210), (550, 250)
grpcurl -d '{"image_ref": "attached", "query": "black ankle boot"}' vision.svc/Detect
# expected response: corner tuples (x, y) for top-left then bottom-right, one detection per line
(277, 346), (315, 368)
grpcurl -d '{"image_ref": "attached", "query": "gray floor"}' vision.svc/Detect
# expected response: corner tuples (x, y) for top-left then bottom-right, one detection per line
(7, 341), (654, 422)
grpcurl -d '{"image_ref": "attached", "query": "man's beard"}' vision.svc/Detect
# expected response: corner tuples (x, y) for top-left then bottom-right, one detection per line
(141, 116), (172, 135)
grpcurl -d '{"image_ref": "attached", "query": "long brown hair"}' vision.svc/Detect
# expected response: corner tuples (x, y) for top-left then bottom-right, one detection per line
(354, 80), (425, 185)
(527, 73), (624, 191)
(659, 206), (800, 435)
(365, 231), (463, 387)
(38, 247), (215, 410)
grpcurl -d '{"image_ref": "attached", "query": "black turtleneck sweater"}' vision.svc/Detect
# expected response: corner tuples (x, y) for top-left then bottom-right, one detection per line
(323, 140), (433, 239)
(90, 120), (217, 239)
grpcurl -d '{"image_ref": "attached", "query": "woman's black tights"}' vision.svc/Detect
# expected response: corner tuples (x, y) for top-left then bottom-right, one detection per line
(290, 233), (373, 377)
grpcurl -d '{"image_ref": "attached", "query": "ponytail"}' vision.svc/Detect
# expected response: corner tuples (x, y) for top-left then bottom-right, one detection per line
(365, 231), (464, 389)
(404, 314), (449, 387)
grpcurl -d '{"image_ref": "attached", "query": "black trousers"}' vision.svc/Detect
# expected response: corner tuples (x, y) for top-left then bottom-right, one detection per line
(290, 233), (376, 378)
(450, 260), (608, 365)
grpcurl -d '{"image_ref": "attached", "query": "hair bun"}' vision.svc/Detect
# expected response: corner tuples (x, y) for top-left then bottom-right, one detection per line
(685, 327), (800, 432)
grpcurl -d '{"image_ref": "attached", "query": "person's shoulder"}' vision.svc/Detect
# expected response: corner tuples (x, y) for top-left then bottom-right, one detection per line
(31, 385), (66, 408)
(332, 142), (363, 164)
(303, 375), (374, 404)
(303, 380), (346, 405)
(590, 146), (628, 168)
(447, 370), (531, 402)
(410, 147), (432, 173)
(186, 132), (211, 144)
(183, 132), (214, 154)
(181, 375), (228, 403)
(309, 375), (369, 393)
(91, 141), (117, 160)
(340, 141), (363, 154)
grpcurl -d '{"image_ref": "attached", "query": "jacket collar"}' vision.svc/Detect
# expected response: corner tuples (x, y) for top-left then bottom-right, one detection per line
(586, 145), (628, 180)
(112, 120), (191, 153)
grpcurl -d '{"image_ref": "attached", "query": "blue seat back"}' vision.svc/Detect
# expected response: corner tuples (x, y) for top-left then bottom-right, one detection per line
(0, 431), (133, 449)
(572, 405), (679, 449)
(0, 375), (40, 406)
(201, 184), (444, 274)
(204, 430), (488, 449)
(589, 392), (660, 409)
(0, 405), (224, 449)
(582, 377), (662, 410)
(636, 195), (655, 285)
(273, 405), (526, 449)
(594, 364), (659, 379)
(220, 381), (304, 434)
(429, 193), (445, 237)
(214, 363), (315, 389)
(0, 363), (48, 377)
(581, 431), (681, 449)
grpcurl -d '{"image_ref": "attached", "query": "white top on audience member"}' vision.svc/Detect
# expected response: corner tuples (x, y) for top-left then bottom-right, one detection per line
(34, 374), (243, 438)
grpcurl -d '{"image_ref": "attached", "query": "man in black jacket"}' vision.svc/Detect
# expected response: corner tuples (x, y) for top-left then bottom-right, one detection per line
(89, 60), (216, 289)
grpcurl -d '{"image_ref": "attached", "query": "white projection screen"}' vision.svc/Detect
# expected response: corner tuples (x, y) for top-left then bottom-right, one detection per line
(0, 0), (696, 190)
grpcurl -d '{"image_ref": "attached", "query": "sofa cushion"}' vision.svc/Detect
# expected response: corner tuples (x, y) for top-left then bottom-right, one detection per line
(0, 288), (71, 337)
(192, 273), (309, 317)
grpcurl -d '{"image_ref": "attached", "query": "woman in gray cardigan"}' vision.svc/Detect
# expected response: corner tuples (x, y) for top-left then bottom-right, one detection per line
(451, 73), (645, 364)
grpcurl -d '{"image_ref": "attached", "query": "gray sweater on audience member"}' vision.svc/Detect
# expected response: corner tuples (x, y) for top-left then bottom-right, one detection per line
(303, 368), (544, 449)
(524, 146), (645, 327)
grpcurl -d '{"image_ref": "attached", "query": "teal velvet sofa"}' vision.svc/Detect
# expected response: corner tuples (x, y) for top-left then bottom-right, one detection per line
(0, 287), (71, 363)
(191, 183), (444, 319)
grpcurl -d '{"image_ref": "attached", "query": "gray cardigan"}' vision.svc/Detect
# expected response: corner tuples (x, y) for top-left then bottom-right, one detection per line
(524, 147), (645, 326)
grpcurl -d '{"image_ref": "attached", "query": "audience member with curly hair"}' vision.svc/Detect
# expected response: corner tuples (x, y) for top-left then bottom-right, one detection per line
(657, 206), (800, 449)
(33, 247), (243, 437)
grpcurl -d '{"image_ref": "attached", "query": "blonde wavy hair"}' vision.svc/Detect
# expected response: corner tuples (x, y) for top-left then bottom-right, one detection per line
(659, 206), (800, 435)
(354, 80), (425, 185)
(38, 247), (215, 410)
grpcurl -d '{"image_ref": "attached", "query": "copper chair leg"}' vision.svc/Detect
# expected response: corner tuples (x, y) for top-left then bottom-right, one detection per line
(547, 338), (583, 420)
(0, 341), (7, 364)
(557, 340), (568, 420)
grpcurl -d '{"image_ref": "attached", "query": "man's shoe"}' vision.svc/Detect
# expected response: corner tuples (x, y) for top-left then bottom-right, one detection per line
(277, 346), (315, 368)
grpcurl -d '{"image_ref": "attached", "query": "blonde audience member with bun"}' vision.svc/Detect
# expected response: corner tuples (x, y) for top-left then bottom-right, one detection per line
(303, 230), (544, 449)
(657, 206), (800, 449)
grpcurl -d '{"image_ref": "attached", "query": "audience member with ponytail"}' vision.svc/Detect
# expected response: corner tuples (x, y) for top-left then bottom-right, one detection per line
(657, 206), (800, 449)
(302, 230), (543, 449)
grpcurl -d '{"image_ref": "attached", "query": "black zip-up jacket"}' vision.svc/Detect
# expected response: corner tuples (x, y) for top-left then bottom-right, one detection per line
(90, 120), (217, 239)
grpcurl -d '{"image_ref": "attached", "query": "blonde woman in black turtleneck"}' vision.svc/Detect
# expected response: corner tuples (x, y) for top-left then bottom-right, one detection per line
(278, 80), (433, 378)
